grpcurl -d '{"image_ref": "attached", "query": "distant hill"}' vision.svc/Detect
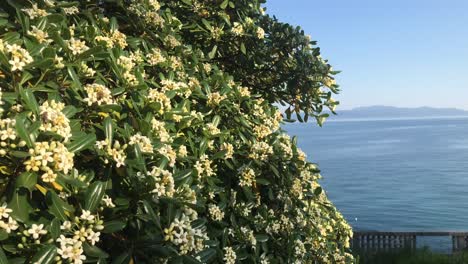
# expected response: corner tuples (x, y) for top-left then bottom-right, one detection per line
(334, 106), (468, 119)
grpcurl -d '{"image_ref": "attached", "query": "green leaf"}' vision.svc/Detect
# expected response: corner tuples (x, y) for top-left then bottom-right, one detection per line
(15, 114), (34, 148)
(220, 0), (229, 9)
(84, 181), (106, 212)
(212, 150), (228, 159)
(30, 245), (57, 264)
(240, 43), (246, 55)
(47, 191), (68, 221)
(77, 45), (104, 60)
(173, 169), (192, 182)
(47, 13), (65, 24)
(208, 45), (217, 59)
(314, 186), (323, 195)
(255, 234), (269, 242)
(102, 220), (126, 233)
(8, 188), (31, 223)
(15, 171), (37, 191)
(198, 248), (217, 263)
(62, 105), (78, 118)
(141, 200), (161, 230)
(49, 218), (61, 239)
(19, 88), (39, 115)
(103, 117), (113, 143)
(255, 178), (270, 186)
(0, 230), (8, 241)
(67, 133), (96, 153)
(67, 66), (82, 90)
(28, 58), (54, 70)
(111, 252), (131, 264)
(201, 19), (212, 31)
(83, 242), (109, 259)
(0, 247), (7, 264)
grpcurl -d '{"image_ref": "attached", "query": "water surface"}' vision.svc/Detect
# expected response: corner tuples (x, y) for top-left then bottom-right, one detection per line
(284, 117), (468, 232)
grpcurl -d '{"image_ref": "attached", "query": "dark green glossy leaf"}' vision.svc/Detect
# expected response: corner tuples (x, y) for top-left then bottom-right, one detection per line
(102, 220), (126, 233)
(67, 133), (96, 153)
(83, 242), (109, 259)
(8, 188), (31, 223)
(173, 169), (192, 182)
(49, 218), (61, 240)
(15, 171), (37, 191)
(103, 117), (113, 143)
(84, 181), (106, 211)
(47, 191), (68, 221)
(15, 114), (34, 148)
(0, 230), (8, 241)
(0, 247), (7, 264)
(19, 88), (39, 114)
(111, 252), (131, 264)
(30, 245), (57, 264)
(255, 234), (269, 242)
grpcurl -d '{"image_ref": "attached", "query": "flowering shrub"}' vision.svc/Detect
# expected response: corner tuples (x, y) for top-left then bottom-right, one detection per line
(0, 0), (353, 263)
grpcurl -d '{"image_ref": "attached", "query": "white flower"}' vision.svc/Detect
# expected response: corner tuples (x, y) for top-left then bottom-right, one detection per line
(61, 221), (72, 230)
(54, 55), (65, 68)
(80, 210), (95, 221)
(28, 224), (47, 239)
(0, 217), (18, 233)
(73, 227), (87, 242)
(41, 170), (58, 182)
(102, 195), (115, 208)
(57, 244), (74, 259)
(0, 204), (12, 218)
(70, 249), (86, 264)
(63, 6), (79, 15)
(256, 27), (265, 39)
(9, 58), (26, 71)
(95, 140), (108, 150)
(86, 229), (100, 245)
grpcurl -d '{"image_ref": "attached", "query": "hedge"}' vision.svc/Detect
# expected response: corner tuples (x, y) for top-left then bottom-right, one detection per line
(0, 1), (353, 263)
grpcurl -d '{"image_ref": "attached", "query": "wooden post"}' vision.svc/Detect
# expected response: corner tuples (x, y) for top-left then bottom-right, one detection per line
(453, 235), (457, 252)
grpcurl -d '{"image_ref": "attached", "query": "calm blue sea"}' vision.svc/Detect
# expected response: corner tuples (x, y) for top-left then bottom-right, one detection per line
(284, 117), (468, 232)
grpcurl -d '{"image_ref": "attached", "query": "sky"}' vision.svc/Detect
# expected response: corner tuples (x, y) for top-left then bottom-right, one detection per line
(265, 0), (468, 110)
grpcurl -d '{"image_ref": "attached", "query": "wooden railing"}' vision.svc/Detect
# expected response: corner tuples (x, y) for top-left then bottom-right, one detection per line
(352, 231), (468, 252)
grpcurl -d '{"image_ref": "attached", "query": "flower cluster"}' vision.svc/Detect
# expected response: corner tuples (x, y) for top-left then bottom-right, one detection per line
(0, 204), (18, 234)
(39, 100), (72, 141)
(4, 43), (34, 72)
(164, 214), (208, 255)
(57, 211), (104, 264)
(143, 166), (175, 197)
(83, 83), (114, 106)
(24, 141), (74, 183)
(95, 139), (127, 167)
(129, 133), (154, 153)
(0, 118), (26, 156)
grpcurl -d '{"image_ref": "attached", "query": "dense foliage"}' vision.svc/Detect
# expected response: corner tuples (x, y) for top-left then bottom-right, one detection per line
(0, 0), (352, 263)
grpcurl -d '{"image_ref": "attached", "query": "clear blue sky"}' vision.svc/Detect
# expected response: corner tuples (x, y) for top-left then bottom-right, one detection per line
(265, 0), (468, 110)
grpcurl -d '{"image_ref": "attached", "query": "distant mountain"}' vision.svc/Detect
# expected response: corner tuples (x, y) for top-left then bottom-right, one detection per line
(334, 106), (468, 119)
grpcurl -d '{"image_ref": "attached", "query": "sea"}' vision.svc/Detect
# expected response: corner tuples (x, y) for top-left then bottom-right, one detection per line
(283, 116), (468, 234)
